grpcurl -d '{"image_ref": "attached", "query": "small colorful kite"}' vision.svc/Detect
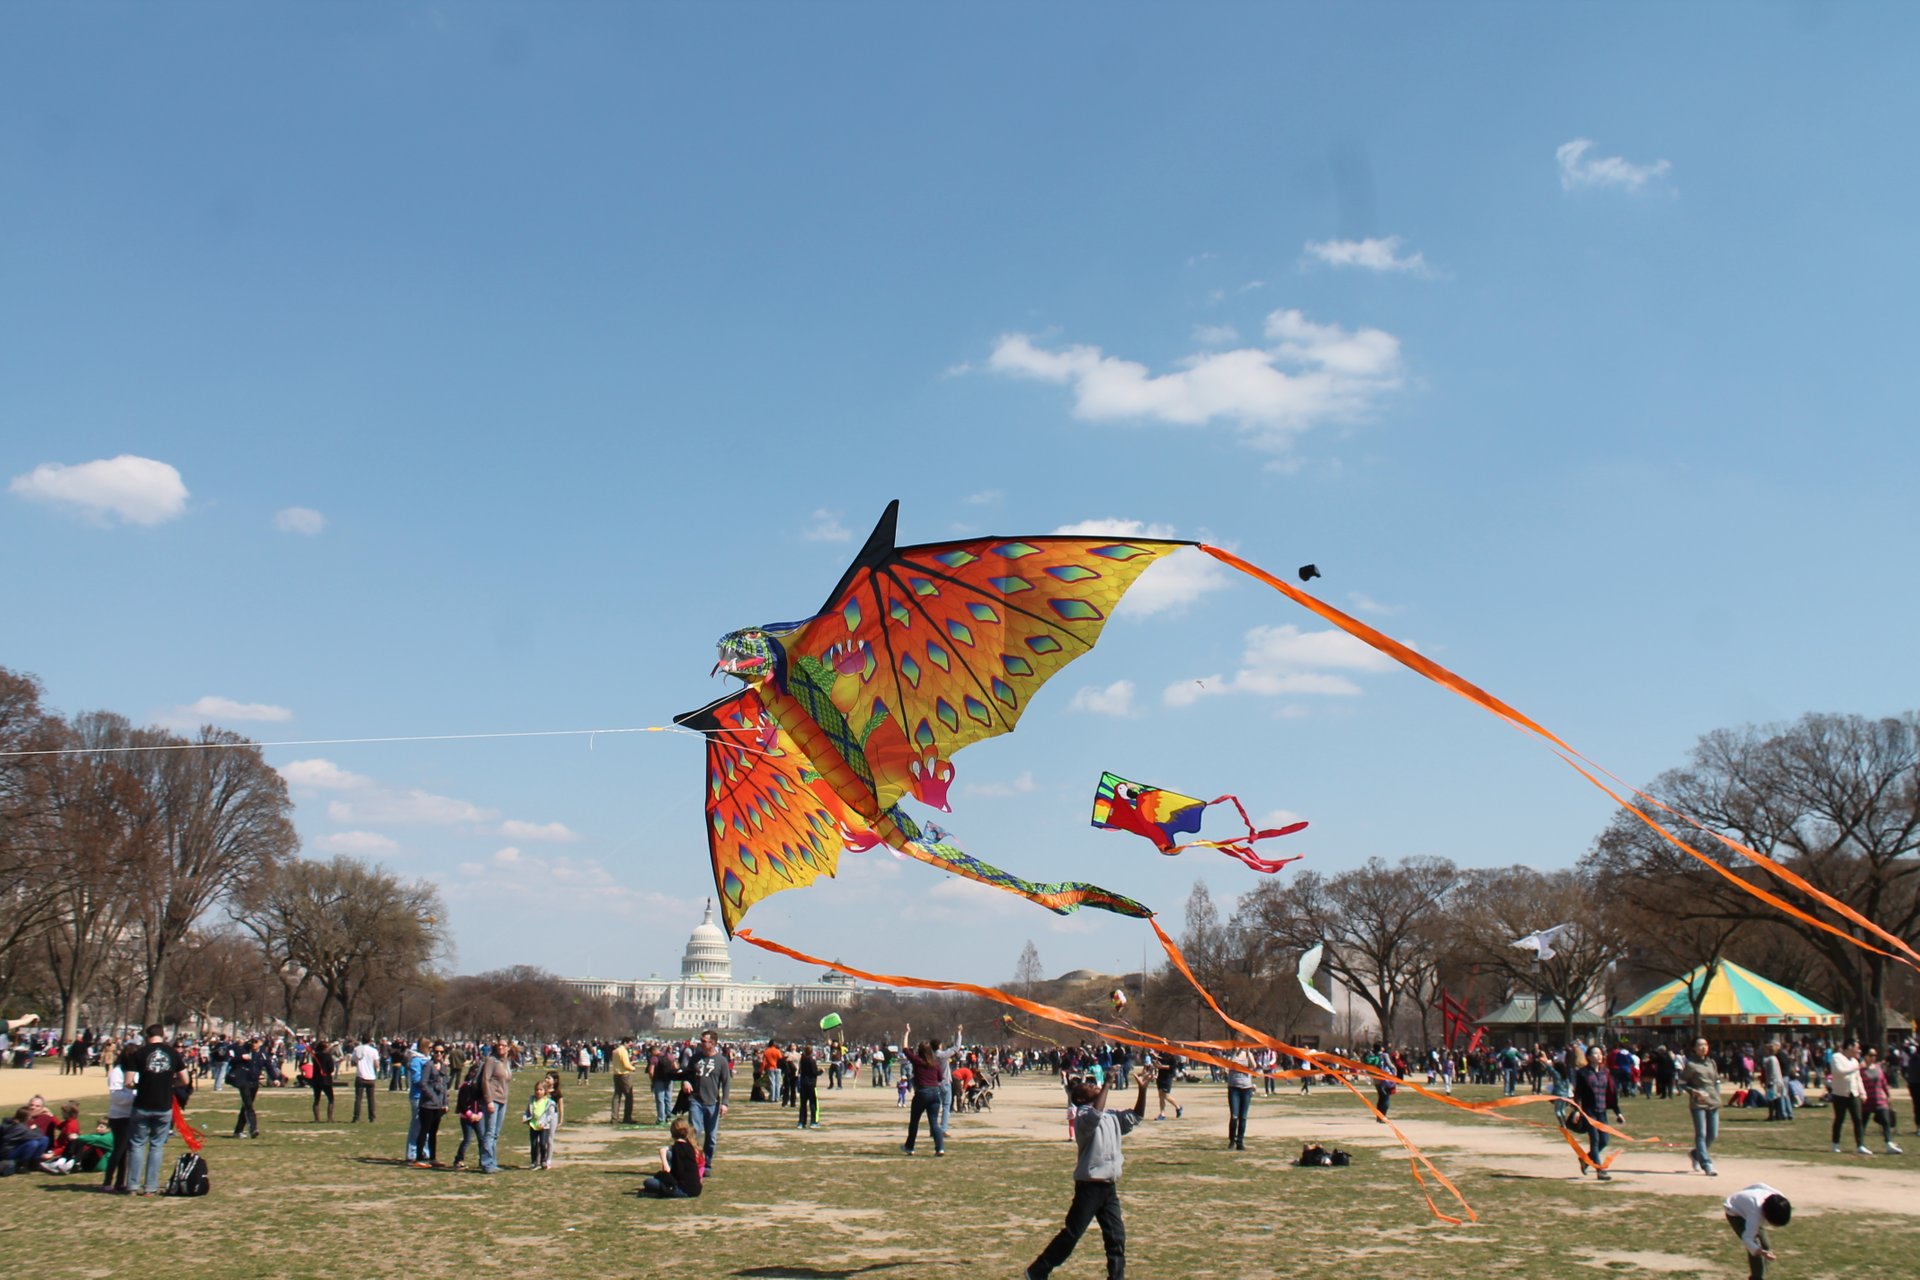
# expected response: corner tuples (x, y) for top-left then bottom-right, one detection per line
(1296, 943), (1339, 1016)
(1091, 771), (1307, 874)
(818, 1012), (842, 1031)
(1109, 988), (1128, 1013)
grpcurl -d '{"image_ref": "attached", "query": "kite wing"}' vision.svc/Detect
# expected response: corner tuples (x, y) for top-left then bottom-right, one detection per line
(1296, 943), (1339, 1015)
(1510, 923), (1573, 962)
(678, 689), (1151, 932)
(765, 502), (1191, 817)
(676, 687), (860, 933)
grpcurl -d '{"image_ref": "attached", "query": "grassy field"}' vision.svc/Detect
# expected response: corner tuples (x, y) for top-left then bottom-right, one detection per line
(3, 1070), (1917, 1278)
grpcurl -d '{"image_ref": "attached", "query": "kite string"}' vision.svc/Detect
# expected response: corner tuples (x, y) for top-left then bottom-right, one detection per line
(0, 723), (776, 759)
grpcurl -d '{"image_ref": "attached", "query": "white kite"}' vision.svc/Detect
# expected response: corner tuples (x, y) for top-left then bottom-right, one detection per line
(1510, 924), (1574, 963)
(1296, 943), (1339, 1015)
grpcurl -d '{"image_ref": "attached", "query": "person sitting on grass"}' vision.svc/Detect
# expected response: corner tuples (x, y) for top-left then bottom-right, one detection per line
(1724, 1183), (1791, 1279)
(641, 1117), (703, 1198)
(1024, 1067), (1152, 1280)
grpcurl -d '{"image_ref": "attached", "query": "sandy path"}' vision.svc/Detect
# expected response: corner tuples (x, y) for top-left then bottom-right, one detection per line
(951, 1071), (1920, 1217)
(0, 1065), (111, 1110)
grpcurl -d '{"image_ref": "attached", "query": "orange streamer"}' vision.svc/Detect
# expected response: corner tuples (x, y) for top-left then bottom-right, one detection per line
(1203, 545), (1920, 972)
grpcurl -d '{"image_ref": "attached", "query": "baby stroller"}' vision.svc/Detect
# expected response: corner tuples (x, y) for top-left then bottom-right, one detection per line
(962, 1083), (993, 1113)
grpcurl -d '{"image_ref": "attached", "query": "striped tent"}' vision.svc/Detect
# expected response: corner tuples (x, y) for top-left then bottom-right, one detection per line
(1617, 961), (1841, 1028)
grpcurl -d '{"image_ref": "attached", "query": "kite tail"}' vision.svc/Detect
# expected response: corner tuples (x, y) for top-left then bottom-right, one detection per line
(1160, 794), (1307, 873)
(1200, 544), (1920, 973)
(898, 838), (1154, 920)
(171, 1098), (204, 1153)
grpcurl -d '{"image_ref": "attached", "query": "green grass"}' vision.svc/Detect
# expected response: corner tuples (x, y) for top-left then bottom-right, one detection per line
(6, 1074), (1916, 1278)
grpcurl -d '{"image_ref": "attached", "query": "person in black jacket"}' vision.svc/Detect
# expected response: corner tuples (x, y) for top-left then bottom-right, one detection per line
(229, 1035), (267, 1139)
(641, 1116), (703, 1198)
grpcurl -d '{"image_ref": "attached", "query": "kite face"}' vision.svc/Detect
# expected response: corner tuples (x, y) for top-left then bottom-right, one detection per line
(713, 626), (787, 683)
(1092, 773), (1209, 853)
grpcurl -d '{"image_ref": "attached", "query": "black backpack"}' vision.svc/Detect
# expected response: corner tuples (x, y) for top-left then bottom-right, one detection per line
(166, 1151), (209, 1197)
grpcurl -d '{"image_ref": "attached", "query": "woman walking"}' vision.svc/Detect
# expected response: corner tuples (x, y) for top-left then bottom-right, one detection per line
(1860, 1048), (1903, 1155)
(1682, 1038), (1722, 1176)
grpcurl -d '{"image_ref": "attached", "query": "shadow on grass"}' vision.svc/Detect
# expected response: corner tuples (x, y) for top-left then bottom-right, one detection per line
(732, 1266), (913, 1278)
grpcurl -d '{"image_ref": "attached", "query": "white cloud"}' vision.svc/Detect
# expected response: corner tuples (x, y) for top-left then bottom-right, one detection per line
(1346, 592), (1402, 617)
(988, 307), (1401, 452)
(801, 508), (851, 542)
(1067, 680), (1137, 717)
(316, 831), (398, 855)
(958, 770), (1040, 799)
(329, 789), (497, 827)
(1557, 138), (1672, 193)
(444, 847), (697, 923)
(160, 695), (293, 730)
(10, 455), (189, 525)
(1164, 623), (1401, 708)
(279, 758), (372, 791)
(498, 819), (579, 843)
(964, 489), (1004, 506)
(273, 506), (327, 535)
(1192, 323), (1240, 346)
(1304, 235), (1430, 275)
(1050, 519), (1231, 617)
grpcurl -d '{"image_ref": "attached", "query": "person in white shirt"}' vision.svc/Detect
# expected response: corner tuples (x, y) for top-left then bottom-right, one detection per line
(100, 1038), (135, 1193)
(1827, 1039), (1869, 1154)
(351, 1038), (382, 1123)
(1723, 1182), (1791, 1279)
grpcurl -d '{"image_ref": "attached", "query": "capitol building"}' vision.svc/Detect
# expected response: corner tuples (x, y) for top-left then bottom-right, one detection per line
(559, 901), (869, 1031)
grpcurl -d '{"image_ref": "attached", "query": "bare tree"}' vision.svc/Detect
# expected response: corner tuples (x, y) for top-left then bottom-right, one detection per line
(132, 727), (299, 1023)
(1588, 712), (1920, 1044)
(0, 667), (65, 1009)
(1452, 865), (1626, 1046)
(1013, 940), (1044, 998)
(236, 856), (445, 1036)
(37, 712), (153, 1039)
(1236, 856), (1458, 1045)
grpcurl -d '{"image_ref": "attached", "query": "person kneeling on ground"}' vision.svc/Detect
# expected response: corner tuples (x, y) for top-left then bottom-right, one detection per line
(642, 1117), (703, 1199)
(1724, 1183), (1791, 1279)
(1025, 1069), (1152, 1280)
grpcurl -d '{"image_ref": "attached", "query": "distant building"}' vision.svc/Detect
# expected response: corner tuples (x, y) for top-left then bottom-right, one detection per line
(559, 901), (868, 1031)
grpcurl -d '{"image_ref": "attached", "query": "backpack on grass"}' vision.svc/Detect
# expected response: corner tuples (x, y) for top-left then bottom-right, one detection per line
(165, 1151), (209, 1197)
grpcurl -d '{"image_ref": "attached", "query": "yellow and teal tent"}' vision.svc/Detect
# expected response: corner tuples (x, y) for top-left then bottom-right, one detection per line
(1617, 961), (1841, 1028)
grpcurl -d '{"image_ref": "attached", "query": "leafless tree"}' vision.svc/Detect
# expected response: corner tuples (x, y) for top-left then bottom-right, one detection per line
(131, 727), (299, 1023)
(1588, 712), (1920, 1044)
(1013, 940), (1044, 998)
(1452, 865), (1626, 1046)
(0, 666), (65, 1010)
(236, 855), (445, 1036)
(1236, 856), (1459, 1045)
(37, 712), (153, 1039)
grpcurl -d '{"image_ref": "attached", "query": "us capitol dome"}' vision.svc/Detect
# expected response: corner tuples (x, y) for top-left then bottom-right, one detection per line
(560, 900), (864, 1030)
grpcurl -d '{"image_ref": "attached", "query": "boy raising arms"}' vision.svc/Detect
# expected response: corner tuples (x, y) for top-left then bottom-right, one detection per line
(1025, 1069), (1152, 1280)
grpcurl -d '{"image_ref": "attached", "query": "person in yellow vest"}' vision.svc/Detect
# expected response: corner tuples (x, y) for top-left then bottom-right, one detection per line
(610, 1038), (637, 1126)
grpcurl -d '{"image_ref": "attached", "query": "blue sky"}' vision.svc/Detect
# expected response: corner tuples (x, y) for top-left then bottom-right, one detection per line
(5, 3), (1916, 988)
